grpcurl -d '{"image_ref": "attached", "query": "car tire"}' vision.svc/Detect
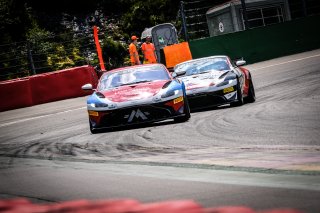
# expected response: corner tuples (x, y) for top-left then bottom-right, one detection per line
(89, 121), (99, 134)
(174, 97), (191, 123)
(230, 78), (244, 107)
(245, 77), (256, 103)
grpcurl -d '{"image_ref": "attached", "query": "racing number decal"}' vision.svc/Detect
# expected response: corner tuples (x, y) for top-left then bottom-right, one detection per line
(125, 109), (150, 123)
(223, 86), (234, 94)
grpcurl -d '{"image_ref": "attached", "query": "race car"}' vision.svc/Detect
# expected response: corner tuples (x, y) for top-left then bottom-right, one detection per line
(82, 64), (190, 133)
(172, 55), (255, 110)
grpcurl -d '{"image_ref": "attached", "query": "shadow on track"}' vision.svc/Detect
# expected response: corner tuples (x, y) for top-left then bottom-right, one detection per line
(91, 119), (177, 134)
(92, 104), (234, 134)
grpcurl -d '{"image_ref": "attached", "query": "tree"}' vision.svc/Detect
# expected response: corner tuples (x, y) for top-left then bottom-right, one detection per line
(0, 0), (182, 80)
(102, 38), (128, 70)
(120, 0), (179, 38)
(0, 0), (31, 44)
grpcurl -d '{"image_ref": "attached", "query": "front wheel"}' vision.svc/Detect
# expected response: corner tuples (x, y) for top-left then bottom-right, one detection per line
(230, 79), (244, 107)
(174, 98), (190, 123)
(245, 78), (256, 103)
(89, 121), (99, 134)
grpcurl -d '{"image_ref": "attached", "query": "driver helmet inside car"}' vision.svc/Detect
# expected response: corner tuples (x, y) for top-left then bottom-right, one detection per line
(120, 72), (137, 84)
(214, 60), (229, 70)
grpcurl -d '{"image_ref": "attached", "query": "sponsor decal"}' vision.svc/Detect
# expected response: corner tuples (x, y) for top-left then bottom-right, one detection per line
(124, 109), (150, 122)
(114, 87), (151, 95)
(224, 91), (236, 99)
(153, 96), (162, 102)
(219, 22), (224, 32)
(223, 86), (234, 94)
(173, 96), (184, 104)
(88, 110), (99, 116)
(108, 104), (117, 109)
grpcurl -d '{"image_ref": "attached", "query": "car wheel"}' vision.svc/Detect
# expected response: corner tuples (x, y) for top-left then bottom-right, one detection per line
(174, 97), (190, 123)
(245, 78), (256, 103)
(89, 121), (99, 134)
(230, 78), (244, 107)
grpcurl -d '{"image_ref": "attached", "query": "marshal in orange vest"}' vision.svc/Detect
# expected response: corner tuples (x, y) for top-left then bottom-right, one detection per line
(141, 36), (157, 64)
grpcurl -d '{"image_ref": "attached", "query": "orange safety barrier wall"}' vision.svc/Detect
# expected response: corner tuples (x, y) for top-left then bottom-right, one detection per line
(163, 42), (193, 69)
(0, 78), (33, 112)
(0, 66), (98, 112)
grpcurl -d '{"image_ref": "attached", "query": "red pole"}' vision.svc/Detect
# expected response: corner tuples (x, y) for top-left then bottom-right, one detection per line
(93, 26), (106, 71)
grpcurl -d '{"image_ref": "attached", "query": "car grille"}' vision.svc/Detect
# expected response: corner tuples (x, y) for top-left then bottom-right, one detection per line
(100, 104), (174, 127)
(188, 93), (227, 109)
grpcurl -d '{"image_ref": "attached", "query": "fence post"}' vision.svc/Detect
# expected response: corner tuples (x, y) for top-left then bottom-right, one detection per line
(240, 0), (249, 30)
(180, 1), (189, 42)
(301, 0), (307, 17)
(27, 42), (36, 75)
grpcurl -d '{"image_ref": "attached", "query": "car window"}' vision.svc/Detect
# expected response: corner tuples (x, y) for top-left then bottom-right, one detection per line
(98, 65), (170, 90)
(175, 57), (230, 76)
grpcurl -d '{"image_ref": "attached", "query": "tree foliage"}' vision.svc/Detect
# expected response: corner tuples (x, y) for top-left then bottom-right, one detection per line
(0, 0), (180, 80)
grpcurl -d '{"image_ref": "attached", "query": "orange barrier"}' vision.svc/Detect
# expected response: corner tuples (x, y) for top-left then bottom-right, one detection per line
(0, 78), (33, 112)
(0, 66), (98, 112)
(163, 42), (193, 69)
(93, 26), (106, 71)
(0, 198), (304, 213)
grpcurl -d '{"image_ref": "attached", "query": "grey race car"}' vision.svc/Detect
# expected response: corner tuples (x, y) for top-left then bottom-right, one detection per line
(172, 55), (255, 109)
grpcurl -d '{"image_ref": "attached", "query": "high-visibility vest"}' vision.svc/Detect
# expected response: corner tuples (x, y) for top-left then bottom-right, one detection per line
(129, 43), (139, 63)
(141, 42), (157, 63)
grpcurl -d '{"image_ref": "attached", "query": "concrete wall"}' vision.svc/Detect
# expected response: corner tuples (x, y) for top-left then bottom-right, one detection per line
(190, 15), (320, 64)
(0, 66), (98, 112)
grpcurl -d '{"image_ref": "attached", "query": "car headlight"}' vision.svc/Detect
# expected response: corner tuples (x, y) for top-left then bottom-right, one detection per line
(161, 89), (180, 98)
(95, 92), (105, 98)
(90, 103), (109, 108)
(216, 81), (229, 87)
(216, 74), (237, 87)
(224, 74), (237, 81)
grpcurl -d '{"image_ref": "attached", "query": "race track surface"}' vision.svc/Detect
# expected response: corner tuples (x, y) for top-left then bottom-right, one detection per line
(0, 50), (320, 212)
(0, 50), (319, 171)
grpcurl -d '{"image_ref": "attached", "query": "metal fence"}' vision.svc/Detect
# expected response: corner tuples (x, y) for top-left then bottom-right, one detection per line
(0, 30), (101, 81)
(179, 0), (320, 41)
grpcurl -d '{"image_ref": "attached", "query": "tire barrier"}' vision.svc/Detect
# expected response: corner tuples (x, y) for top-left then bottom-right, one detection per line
(0, 66), (98, 112)
(0, 198), (304, 213)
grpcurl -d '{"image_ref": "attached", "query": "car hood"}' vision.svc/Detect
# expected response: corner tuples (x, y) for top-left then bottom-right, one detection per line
(100, 80), (169, 103)
(178, 70), (228, 90)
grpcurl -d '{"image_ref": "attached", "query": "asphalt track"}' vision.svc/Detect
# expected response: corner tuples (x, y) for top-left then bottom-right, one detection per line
(0, 50), (320, 212)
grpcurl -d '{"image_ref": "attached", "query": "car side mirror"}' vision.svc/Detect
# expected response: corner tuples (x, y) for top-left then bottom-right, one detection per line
(173, 70), (186, 77)
(236, 60), (246, 66)
(81, 83), (93, 90)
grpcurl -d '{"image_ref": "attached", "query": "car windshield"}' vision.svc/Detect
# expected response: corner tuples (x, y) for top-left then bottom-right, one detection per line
(98, 65), (170, 90)
(174, 57), (230, 76)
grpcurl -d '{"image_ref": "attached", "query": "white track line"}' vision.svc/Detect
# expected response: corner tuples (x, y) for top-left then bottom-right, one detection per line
(0, 107), (86, 128)
(251, 53), (320, 71)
